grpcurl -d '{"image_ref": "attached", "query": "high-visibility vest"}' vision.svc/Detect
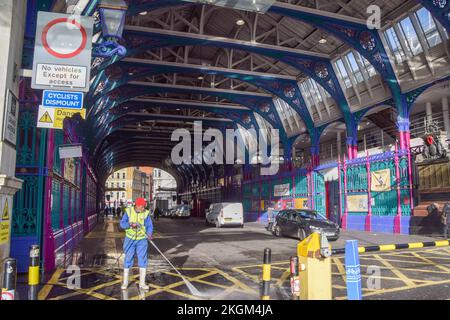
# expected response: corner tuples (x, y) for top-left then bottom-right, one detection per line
(125, 207), (150, 240)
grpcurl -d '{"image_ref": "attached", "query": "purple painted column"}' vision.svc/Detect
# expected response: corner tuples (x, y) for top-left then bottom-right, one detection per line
(342, 155), (348, 230)
(393, 144), (402, 234)
(365, 151), (372, 232)
(337, 155), (343, 227)
(346, 136), (357, 160)
(398, 119), (414, 216)
(43, 130), (55, 271)
(310, 145), (320, 168)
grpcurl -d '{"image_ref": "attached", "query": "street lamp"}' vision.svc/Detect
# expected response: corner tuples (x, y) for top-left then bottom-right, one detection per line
(93, 0), (128, 58)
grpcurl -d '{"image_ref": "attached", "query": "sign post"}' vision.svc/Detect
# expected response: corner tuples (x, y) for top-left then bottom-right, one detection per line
(32, 12), (94, 92)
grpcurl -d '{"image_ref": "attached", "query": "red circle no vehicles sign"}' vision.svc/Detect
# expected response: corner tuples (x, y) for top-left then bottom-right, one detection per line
(41, 18), (88, 59)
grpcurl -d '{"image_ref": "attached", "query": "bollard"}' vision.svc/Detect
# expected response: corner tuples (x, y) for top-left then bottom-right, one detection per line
(28, 245), (40, 300)
(344, 240), (362, 300)
(297, 232), (332, 300)
(290, 256), (300, 300)
(261, 248), (271, 300)
(1, 258), (17, 300)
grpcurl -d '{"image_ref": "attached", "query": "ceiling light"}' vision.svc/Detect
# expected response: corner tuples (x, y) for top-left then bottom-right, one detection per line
(139, 11), (148, 16)
(236, 19), (245, 26)
(198, 76), (204, 80)
(319, 36), (327, 44)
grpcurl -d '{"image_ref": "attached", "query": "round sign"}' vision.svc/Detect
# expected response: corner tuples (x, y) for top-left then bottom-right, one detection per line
(1, 291), (14, 300)
(41, 18), (87, 59)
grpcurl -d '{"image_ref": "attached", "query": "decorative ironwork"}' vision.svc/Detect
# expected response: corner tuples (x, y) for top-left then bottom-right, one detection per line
(359, 31), (376, 51)
(315, 63), (329, 79)
(92, 40), (127, 58)
(433, 0), (447, 8)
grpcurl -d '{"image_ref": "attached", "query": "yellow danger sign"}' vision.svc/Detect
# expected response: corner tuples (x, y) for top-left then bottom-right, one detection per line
(0, 197), (10, 245)
(37, 106), (86, 129)
(53, 108), (86, 129)
(2, 200), (9, 220)
(39, 111), (53, 123)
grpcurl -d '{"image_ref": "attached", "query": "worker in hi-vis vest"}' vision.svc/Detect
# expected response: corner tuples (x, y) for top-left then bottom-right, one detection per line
(120, 198), (153, 290)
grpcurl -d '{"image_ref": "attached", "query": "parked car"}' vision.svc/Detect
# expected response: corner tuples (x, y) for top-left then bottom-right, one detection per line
(173, 204), (190, 218)
(205, 202), (244, 228)
(162, 207), (176, 218)
(273, 209), (340, 241)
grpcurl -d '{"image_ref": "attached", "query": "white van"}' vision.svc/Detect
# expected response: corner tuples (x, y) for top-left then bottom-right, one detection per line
(205, 202), (244, 228)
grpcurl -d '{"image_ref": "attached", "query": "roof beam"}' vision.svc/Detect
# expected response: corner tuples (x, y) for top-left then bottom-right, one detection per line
(123, 25), (330, 60)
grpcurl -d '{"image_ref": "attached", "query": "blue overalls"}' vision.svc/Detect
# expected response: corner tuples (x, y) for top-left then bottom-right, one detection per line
(120, 207), (154, 268)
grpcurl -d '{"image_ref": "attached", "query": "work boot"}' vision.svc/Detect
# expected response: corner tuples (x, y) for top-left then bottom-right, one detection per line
(121, 268), (129, 290)
(139, 268), (149, 290)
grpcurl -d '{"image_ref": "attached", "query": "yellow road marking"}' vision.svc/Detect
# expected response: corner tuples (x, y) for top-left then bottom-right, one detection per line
(38, 269), (65, 300)
(410, 252), (450, 273)
(130, 270), (217, 300)
(276, 269), (291, 287)
(373, 254), (415, 287)
(215, 268), (259, 294)
(333, 257), (347, 283)
(361, 279), (450, 298)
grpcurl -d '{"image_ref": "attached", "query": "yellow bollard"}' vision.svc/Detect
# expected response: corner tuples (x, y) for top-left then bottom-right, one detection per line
(297, 232), (332, 300)
(261, 248), (271, 300)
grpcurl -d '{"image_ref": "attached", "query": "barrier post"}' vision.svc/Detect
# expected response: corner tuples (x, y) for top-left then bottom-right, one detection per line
(1, 258), (17, 300)
(344, 240), (362, 300)
(261, 248), (271, 300)
(28, 245), (40, 300)
(297, 232), (332, 300)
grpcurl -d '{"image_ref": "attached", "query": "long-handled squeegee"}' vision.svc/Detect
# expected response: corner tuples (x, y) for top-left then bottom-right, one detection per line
(148, 238), (204, 297)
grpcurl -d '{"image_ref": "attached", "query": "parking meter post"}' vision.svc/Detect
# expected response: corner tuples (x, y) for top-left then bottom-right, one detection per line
(290, 256), (300, 300)
(297, 232), (332, 300)
(261, 248), (271, 300)
(28, 245), (40, 300)
(1, 258), (17, 300)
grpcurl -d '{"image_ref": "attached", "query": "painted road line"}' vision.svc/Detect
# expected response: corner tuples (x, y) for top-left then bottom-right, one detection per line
(410, 251), (450, 273)
(332, 257), (347, 283)
(38, 268), (64, 300)
(361, 279), (450, 299)
(373, 254), (415, 287)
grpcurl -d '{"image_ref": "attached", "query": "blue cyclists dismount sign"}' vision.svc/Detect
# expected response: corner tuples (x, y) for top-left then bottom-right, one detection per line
(42, 90), (83, 109)
(345, 240), (362, 300)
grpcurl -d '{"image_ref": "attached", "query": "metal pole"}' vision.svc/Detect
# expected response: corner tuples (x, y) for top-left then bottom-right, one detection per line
(28, 245), (40, 300)
(1, 258), (17, 300)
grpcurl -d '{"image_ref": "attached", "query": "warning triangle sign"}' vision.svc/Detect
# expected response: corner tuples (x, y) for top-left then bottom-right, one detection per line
(39, 112), (53, 123)
(2, 200), (9, 220)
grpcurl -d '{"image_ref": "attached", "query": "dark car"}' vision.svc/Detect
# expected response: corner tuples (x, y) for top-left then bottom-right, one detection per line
(273, 209), (340, 241)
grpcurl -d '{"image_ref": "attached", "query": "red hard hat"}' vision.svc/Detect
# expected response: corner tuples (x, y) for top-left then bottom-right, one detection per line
(135, 198), (146, 206)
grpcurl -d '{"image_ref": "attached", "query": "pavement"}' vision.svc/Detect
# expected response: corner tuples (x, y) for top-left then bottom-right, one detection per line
(28, 216), (450, 300)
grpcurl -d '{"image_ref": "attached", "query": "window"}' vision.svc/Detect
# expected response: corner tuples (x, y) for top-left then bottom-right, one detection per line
(399, 16), (423, 56)
(116, 173), (120, 179)
(334, 59), (351, 88)
(384, 27), (406, 63)
(122, 192), (125, 198)
(345, 52), (364, 83)
(415, 7), (442, 48)
(355, 52), (377, 78)
(111, 182), (114, 188)
(122, 182), (125, 188)
(116, 192), (120, 199)
(123, 173), (126, 179)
